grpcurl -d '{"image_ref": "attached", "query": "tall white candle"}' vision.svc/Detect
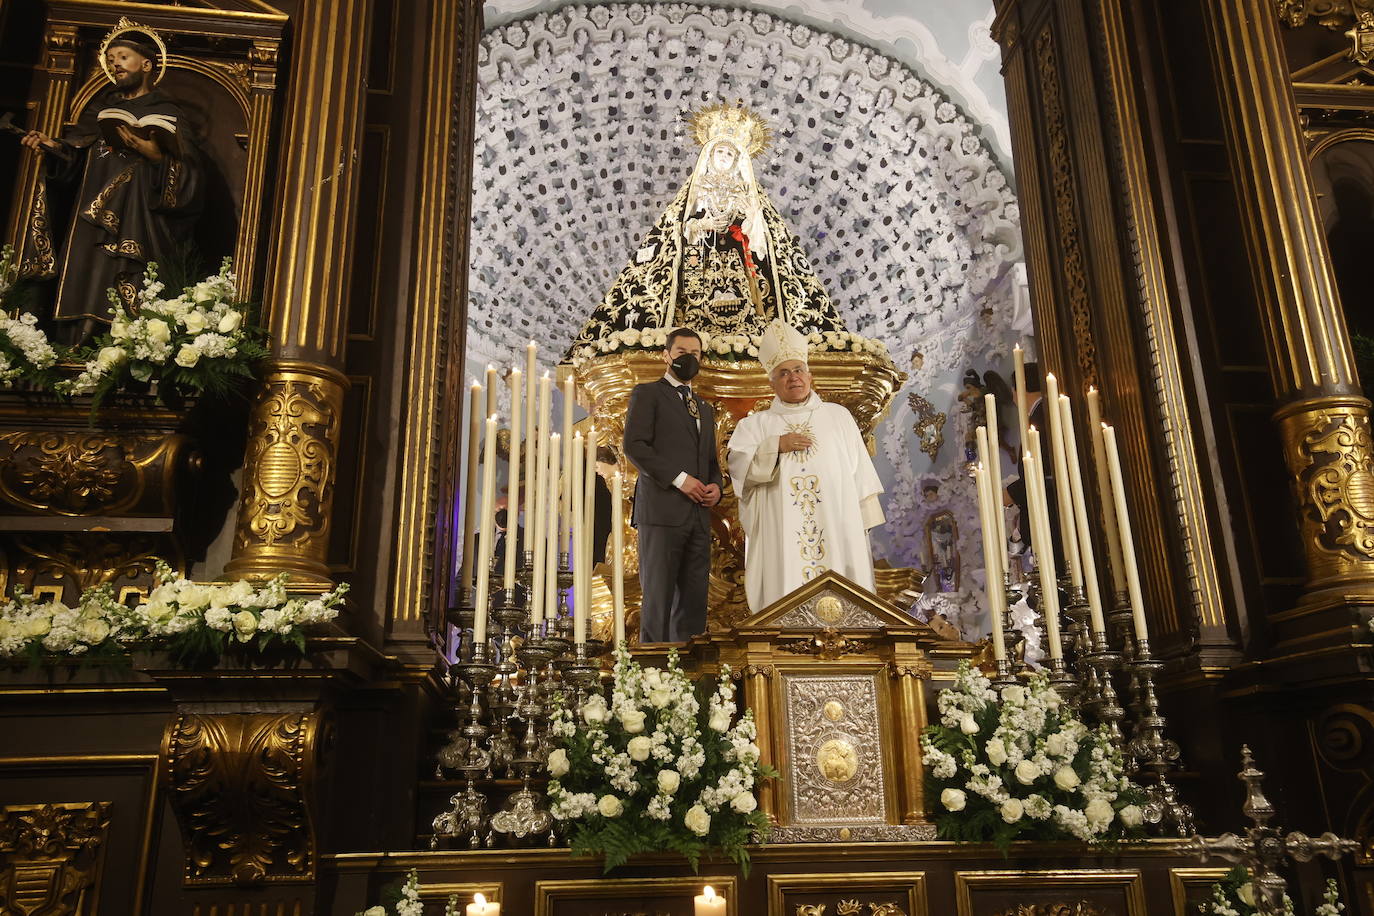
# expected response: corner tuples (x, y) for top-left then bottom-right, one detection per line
(571, 432), (586, 644)
(545, 433), (561, 622)
(611, 470), (625, 647)
(459, 379), (482, 592)
(525, 344), (538, 552)
(984, 393), (1008, 573)
(562, 375), (575, 557)
(1023, 450), (1063, 661)
(1043, 373), (1082, 587)
(1103, 424), (1150, 642)
(584, 426), (597, 634)
(484, 364), (498, 419)
(473, 414), (498, 646)
(503, 369), (523, 591)
(1013, 343), (1030, 444)
(1058, 395), (1106, 634)
(974, 463), (1006, 662)
(529, 397), (550, 627)
(1086, 387), (1127, 597)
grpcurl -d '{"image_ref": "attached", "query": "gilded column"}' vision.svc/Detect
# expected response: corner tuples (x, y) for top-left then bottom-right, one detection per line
(889, 655), (931, 825)
(224, 0), (373, 585)
(742, 665), (777, 823)
(1201, 0), (1374, 623)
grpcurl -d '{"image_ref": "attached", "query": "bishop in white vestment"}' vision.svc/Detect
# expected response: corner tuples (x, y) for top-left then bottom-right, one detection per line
(727, 322), (885, 612)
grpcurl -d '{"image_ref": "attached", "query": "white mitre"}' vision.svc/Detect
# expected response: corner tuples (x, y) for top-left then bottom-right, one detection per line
(758, 320), (809, 375)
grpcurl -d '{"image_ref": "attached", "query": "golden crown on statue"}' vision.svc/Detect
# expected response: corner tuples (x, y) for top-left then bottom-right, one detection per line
(687, 101), (773, 156)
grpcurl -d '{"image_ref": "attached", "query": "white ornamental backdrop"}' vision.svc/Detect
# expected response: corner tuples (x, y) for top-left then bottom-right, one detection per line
(469, 2), (1026, 637)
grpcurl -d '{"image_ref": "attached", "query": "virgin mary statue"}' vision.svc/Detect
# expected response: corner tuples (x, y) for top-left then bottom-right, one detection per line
(572, 103), (846, 349)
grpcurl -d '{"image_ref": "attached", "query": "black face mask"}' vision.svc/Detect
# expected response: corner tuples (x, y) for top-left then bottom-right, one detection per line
(495, 508), (508, 529)
(670, 353), (700, 382)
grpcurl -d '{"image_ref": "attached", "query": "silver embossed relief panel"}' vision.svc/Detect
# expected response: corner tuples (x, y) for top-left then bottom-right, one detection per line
(782, 672), (888, 825)
(774, 590), (886, 630)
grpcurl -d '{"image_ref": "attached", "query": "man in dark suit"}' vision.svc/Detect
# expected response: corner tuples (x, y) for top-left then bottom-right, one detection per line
(623, 328), (722, 643)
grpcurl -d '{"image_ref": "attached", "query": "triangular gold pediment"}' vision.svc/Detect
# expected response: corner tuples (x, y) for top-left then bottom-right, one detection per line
(733, 570), (918, 633)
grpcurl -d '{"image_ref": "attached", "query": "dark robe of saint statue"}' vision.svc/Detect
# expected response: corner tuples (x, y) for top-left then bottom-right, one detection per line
(22, 35), (203, 328)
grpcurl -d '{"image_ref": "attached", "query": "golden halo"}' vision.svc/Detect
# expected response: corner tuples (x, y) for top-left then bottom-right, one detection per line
(98, 17), (168, 87)
(686, 101), (773, 158)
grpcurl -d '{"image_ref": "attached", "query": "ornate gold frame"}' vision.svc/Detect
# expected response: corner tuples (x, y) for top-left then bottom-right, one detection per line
(954, 869), (1148, 916)
(533, 875), (740, 916)
(766, 871), (929, 916)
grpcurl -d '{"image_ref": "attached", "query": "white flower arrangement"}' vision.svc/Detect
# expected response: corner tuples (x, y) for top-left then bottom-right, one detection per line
(356, 869), (461, 916)
(0, 245), (59, 388)
(57, 259), (267, 407)
(569, 325), (892, 365)
(547, 644), (775, 872)
(0, 559), (348, 668)
(1194, 866), (1350, 916)
(920, 661), (1147, 850)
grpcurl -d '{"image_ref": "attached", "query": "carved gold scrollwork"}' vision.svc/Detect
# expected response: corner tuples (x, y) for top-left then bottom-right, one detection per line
(8, 532), (173, 600)
(1034, 27), (1098, 385)
(0, 432), (188, 517)
(227, 367), (345, 583)
(1280, 403), (1374, 578)
(992, 904), (1109, 916)
(162, 711), (325, 887)
(0, 802), (111, 916)
(795, 903), (907, 916)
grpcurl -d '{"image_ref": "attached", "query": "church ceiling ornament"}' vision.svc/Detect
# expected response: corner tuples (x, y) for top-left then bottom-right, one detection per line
(470, 2), (1020, 386)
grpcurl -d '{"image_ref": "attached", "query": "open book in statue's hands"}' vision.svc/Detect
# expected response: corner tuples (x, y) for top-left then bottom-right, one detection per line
(97, 108), (179, 157)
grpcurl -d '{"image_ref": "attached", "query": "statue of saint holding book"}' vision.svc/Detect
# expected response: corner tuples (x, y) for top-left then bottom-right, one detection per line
(19, 19), (204, 336)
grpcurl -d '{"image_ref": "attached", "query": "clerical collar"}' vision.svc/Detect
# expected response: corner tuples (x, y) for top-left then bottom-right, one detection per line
(773, 392), (821, 412)
(663, 372), (690, 392)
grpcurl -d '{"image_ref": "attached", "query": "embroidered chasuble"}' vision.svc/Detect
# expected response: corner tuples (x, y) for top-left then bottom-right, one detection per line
(727, 392), (885, 612)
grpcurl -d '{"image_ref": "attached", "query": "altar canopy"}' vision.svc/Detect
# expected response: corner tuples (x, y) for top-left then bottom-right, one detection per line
(570, 103), (848, 349)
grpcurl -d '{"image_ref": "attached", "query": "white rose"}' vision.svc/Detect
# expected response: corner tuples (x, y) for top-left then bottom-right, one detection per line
(959, 714), (979, 735)
(141, 601), (174, 624)
(708, 708), (732, 732)
(1001, 685), (1025, 705)
(231, 609), (258, 642)
(657, 769), (681, 795)
(986, 738), (1007, 767)
(1053, 766), (1081, 791)
(1045, 733), (1068, 757)
(110, 319), (129, 340)
(192, 281), (219, 304)
(684, 804), (711, 836)
(1119, 804), (1143, 828)
(597, 794), (623, 818)
(618, 708), (647, 734)
(174, 344), (201, 368)
(1084, 797), (1114, 828)
(940, 788), (966, 812)
(649, 686), (673, 708)
(1014, 760), (1040, 785)
(364, 908), (387, 916)
(627, 736), (652, 762)
(218, 310), (243, 334)
(730, 792), (758, 814)
(547, 748), (570, 778)
(225, 580), (254, 604)
(183, 310), (208, 333)
(96, 346), (126, 370)
(75, 617), (110, 644)
(1237, 884), (1256, 906)
(581, 695), (608, 725)
(1000, 797), (1025, 823)
(145, 318), (170, 346)
(22, 616), (51, 638)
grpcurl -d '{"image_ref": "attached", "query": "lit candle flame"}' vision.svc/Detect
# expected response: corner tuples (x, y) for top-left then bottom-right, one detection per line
(474, 893), (487, 905)
(704, 886), (716, 900)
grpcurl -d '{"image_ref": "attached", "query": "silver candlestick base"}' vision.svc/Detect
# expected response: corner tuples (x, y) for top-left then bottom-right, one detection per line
(1084, 630), (1126, 748)
(1126, 638), (1192, 835)
(563, 641), (601, 703)
(431, 777), (490, 850)
(1044, 654), (1082, 707)
(991, 656), (1019, 689)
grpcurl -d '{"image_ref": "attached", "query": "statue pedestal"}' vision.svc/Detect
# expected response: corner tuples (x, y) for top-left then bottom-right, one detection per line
(569, 349), (907, 635)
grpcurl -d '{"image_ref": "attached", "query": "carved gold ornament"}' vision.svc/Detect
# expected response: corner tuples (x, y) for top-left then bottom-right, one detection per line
(908, 391), (947, 462)
(98, 17), (168, 86)
(1288, 407), (1374, 562)
(0, 431), (187, 516)
(815, 595), (844, 623)
(779, 627), (878, 660)
(230, 370), (343, 580)
(162, 711), (324, 886)
(823, 700), (846, 722)
(991, 903), (1109, 916)
(0, 801), (111, 916)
